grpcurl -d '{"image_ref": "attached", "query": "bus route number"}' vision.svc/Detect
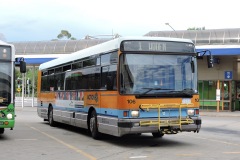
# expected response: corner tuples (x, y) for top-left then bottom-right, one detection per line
(127, 99), (136, 104)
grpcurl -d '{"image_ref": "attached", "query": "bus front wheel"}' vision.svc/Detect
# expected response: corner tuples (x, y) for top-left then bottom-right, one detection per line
(89, 110), (100, 139)
(48, 106), (56, 127)
(0, 128), (4, 134)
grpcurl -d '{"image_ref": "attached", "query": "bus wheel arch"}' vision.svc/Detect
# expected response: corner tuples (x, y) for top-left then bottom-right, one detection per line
(48, 104), (56, 127)
(88, 107), (101, 139)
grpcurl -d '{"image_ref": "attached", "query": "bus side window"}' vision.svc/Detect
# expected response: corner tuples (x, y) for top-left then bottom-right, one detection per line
(41, 76), (48, 91)
(101, 66), (108, 89)
(55, 73), (64, 90)
(101, 65), (117, 90)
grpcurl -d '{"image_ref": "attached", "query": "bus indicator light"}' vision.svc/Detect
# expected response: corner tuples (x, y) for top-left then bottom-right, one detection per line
(123, 111), (128, 117)
(195, 109), (199, 115)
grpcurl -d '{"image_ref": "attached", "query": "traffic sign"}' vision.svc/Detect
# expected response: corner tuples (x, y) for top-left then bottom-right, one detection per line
(224, 71), (232, 80)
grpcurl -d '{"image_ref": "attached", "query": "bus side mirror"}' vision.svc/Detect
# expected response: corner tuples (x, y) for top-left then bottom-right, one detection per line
(20, 61), (26, 73)
(207, 55), (214, 68)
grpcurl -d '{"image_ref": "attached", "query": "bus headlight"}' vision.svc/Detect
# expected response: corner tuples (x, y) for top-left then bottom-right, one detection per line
(131, 111), (139, 118)
(7, 113), (13, 119)
(187, 109), (195, 116)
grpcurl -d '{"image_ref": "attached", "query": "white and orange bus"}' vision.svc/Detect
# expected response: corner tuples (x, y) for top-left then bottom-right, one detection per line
(37, 36), (205, 139)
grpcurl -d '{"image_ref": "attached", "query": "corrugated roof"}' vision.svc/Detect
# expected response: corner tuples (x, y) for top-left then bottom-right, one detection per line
(145, 28), (240, 45)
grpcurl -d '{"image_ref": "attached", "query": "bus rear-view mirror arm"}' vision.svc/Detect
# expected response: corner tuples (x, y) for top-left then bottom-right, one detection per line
(197, 50), (214, 68)
(15, 57), (27, 73)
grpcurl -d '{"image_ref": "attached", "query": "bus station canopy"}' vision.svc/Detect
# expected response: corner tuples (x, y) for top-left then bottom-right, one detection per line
(9, 28), (240, 65)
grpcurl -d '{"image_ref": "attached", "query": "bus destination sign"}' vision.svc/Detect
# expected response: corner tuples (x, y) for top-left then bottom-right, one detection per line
(121, 40), (194, 53)
(149, 42), (166, 51)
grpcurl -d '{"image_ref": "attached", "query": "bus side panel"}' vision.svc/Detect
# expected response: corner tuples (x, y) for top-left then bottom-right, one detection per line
(55, 91), (86, 127)
(37, 92), (55, 119)
(97, 91), (119, 136)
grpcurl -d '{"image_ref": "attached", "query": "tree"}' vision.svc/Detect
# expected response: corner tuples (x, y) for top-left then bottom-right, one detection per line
(57, 30), (76, 40)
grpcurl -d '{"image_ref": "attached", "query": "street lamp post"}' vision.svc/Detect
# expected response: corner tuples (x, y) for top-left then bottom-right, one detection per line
(165, 23), (175, 31)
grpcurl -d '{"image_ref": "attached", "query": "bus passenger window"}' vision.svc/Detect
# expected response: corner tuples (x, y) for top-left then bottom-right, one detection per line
(101, 65), (117, 90)
(57, 80), (61, 90)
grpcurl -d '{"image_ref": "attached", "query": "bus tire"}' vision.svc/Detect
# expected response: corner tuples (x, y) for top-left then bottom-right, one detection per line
(152, 132), (164, 138)
(89, 110), (100, 139)
(0, 128), (4, 134)
(48, 106), (56, 127)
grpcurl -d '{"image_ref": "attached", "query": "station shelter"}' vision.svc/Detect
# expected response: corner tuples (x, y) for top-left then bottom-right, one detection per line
(196, 45), (240, 111)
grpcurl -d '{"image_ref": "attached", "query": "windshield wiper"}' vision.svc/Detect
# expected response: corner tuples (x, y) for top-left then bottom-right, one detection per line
(141, 87), (173, 95)
(169, 90), (193, 97)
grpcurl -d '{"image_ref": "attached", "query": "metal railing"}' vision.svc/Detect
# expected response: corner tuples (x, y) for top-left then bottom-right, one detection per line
(139, 103), (194, 132)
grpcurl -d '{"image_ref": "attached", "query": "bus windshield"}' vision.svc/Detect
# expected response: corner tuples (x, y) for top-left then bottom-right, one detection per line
(0, 62), (11, 106)
(120, 53), (197, 96)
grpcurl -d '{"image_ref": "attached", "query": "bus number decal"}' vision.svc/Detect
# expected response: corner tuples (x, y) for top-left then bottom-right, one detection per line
(87, 93), (98, 103)
(127, 99), (136, 104)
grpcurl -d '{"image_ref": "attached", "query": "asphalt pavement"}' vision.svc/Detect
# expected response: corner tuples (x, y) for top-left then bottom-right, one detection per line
(200, 110), (240, 117)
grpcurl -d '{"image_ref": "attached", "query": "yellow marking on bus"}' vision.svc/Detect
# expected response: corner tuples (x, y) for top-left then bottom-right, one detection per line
(27, 125), (97, 160)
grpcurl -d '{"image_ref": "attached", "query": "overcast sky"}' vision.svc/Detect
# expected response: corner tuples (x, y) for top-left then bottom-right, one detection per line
(1, 0), (239, 42)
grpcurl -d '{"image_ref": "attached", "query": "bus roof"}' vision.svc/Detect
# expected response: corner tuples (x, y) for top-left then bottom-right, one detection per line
(39, 36), (193, 70)
(0, 40), (9, 45)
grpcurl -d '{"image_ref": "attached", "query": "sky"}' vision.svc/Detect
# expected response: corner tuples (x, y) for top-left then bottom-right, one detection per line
(1, 0), (240, 42)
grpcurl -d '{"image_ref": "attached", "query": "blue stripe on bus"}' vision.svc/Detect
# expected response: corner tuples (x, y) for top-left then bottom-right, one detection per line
(43, 103), (190, 118)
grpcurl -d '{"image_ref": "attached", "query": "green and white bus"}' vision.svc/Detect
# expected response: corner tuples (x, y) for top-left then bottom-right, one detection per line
(0, 40), (26, 134)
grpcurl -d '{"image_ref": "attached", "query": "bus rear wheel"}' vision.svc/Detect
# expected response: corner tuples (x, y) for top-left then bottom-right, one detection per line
(89, 110), (100, 139)
(0, 128), (4, 134)
(48, 107), (56, 127)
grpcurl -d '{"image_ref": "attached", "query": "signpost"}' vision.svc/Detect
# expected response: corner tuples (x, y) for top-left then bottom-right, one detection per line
(17, 88), (21, 97)
(224, 71), (232, 80)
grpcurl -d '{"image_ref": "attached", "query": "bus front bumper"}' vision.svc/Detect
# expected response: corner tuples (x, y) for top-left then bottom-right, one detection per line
(117, 116), (201, 136)
(0, 119), (15, 129)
